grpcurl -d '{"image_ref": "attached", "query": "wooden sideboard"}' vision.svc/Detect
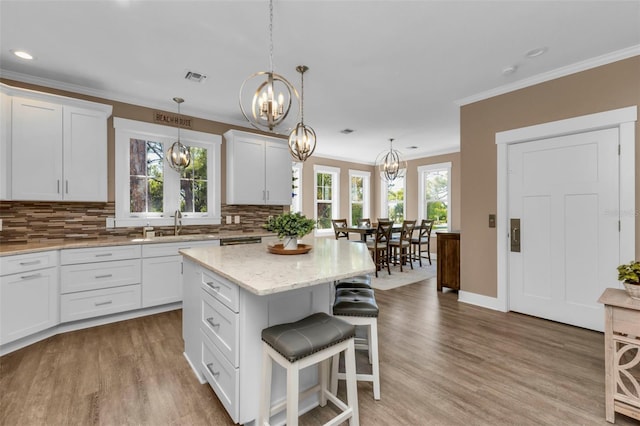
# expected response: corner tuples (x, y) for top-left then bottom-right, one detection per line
(436, 231), (460, 292)
(598, 288), (640, 423)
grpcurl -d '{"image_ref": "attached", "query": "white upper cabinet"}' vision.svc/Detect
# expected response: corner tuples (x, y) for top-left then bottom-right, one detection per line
(225, 130), (292, 205)
(1, 83), (112, 202)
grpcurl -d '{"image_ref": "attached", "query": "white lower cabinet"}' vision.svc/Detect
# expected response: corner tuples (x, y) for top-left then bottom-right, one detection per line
(0, 251), (59, 345)
(60, 245), (142, 323)
(141, 240), (218, 308)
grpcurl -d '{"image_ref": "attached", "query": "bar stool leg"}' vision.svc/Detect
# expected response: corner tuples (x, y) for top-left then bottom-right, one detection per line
(344, 339), (360, 426)
(286, 362), (300, 426)
(370, 320), (380, 400)
(319, 359), (328, 407)
(258, 343), (273, 426)
(330, 353), (339, 396)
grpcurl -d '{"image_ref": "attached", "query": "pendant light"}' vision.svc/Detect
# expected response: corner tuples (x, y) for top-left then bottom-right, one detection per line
(288, 65), (316, 161)
(239, 0), (298, 133)
(376, 138), (407, 183)
(166, 97), (191, 172)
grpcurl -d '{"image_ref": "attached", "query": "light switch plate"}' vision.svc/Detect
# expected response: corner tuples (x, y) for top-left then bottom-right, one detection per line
(234, 215), (240, 224)
(489, 214), (496, 228)
(226, 216), (232, 224)
(0, 219), (2, 231)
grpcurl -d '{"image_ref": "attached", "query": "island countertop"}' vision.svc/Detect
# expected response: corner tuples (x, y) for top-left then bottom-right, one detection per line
(180, 237), (375, 296)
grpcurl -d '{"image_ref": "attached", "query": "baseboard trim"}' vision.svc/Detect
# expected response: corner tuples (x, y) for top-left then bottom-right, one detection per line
(458, 290), (506, 312)
(1, 302), (182, 356)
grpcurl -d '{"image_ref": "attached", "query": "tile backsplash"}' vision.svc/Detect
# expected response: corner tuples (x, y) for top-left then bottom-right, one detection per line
(0, 201), (285, 245)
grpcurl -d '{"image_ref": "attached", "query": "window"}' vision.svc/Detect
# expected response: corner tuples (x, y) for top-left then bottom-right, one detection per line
(314, 165), (340, 234)
(291, 162), (303, 213)
(114, 118), (221, 227)
(380, 173), (406, 224)
(349, 170), (370, 225)
(418, 162), (451, 233)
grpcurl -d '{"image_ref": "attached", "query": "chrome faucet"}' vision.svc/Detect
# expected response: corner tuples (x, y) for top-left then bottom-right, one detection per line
(174, 210), (182, 235)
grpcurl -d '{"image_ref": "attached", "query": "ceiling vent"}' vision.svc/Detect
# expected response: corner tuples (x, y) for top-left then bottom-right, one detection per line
(340, 128), (355, 134)
(185, 71), (207, 83)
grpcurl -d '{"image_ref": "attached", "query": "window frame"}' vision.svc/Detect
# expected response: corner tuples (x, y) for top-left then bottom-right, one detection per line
(291, 162), (303, 213)
(418, 162), (451, 233)
(348, 169), (370, 226)
(113, 117), (221, 227)
(379, 172), (406, 223)
(313, 165), (340, 236)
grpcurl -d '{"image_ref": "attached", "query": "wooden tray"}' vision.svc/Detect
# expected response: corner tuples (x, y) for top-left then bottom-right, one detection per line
(267, 243), (312, 255)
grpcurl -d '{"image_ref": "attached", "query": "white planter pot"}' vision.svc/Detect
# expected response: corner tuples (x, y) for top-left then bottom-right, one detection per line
(282, 236), (298, 250)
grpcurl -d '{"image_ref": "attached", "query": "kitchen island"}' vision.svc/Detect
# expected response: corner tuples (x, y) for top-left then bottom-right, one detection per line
(180, 237), (375, 425)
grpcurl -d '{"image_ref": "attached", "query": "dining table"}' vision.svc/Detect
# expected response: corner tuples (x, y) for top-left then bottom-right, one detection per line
(339, 223), (403, 242)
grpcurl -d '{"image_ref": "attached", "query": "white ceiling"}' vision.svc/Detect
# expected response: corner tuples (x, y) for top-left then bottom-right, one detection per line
(1, 0), (639, 164)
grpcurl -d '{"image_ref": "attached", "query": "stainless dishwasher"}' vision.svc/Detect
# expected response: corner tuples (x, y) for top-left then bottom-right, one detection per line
(219, 236), (262, 246)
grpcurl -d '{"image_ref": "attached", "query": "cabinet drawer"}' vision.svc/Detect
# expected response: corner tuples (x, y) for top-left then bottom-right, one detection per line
(1, 251), (58, 276)
(201, 330), (239, 422)
(60, 259), (141, 294)
(142, 240), (217, 258)
(60, 245), (141, 265)
(60, 284), (141, 323)
(201, 289), (239, 367)
(201, 270), (239, 312)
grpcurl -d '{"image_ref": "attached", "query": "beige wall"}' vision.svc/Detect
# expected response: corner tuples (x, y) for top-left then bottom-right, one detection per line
(460, 56), (640, 298)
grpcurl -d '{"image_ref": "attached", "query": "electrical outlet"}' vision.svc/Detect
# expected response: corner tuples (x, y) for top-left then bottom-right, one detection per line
(0, 219), (2, 231)
(226, 216), (232, 224)
(234, 215), (240, 224)
(106, 217), (115, 228)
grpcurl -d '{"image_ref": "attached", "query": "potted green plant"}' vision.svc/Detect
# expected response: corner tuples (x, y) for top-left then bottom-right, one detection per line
(617, 260), (640, 300)
(263, 211), (315, 250)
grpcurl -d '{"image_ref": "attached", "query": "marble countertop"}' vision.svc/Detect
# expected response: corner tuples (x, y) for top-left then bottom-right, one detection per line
(180, 237), (376, 296)
(0, 230), (275, 256)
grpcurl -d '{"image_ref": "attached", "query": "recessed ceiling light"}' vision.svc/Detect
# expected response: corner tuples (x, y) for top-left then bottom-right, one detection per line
(406, 146), (418, 150)
(11, 50), (34, 60)
(525, 47), (548, 59)
(502, 65), (518, 76)
(340, 128), (355, 134)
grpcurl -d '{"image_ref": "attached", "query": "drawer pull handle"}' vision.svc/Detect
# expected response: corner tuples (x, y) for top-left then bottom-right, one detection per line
(206, 363), (220, 378)
(95, 274), (113, 279)
(94, 300), (113, 307)
(205, 282), (221, 291)
(19, 260), (41, 266)
(95, 253), (113, 257)
(206, 317), (220, 328)
(20, 273), (41, 280)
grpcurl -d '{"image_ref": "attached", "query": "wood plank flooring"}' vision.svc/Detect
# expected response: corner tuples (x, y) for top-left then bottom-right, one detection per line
(1, 277), (637, 425)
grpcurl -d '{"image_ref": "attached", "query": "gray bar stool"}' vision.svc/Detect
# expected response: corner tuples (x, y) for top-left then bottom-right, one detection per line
(331, 288), (381, 400)
(259, 312), (360, 426)
(334, 275), (372, 290)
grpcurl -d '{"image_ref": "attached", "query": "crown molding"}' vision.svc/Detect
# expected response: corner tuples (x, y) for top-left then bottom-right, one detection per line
(314, 145), (460, 166)
(456, 44), (640, 106)
(0, 68), (249, 127)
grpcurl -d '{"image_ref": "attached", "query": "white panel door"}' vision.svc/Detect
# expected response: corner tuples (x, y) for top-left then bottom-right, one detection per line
(508, 128), (620, 331)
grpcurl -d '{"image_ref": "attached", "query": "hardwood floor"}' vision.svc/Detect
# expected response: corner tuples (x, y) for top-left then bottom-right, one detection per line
(1, 278), (637, 425)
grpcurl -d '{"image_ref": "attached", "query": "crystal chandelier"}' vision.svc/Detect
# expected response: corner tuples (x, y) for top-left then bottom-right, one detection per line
(376, 138), (407, 182)
(239, 0), (298, 133)
(288, 65), (316, 161)
(166, 97), (191, 172)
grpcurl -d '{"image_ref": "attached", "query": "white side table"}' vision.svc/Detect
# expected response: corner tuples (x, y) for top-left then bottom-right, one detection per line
(598, 288), (640, 423)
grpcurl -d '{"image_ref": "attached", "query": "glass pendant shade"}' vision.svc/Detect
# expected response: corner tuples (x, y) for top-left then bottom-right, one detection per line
(376, 138), (407, 182)
(167, 97), (191, 172)
(288, 65), (316, 161)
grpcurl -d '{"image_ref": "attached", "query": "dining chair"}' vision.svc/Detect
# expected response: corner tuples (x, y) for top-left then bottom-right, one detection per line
(366, 221), (393, 277)
(331, 219), (350, 240)
(357, 218), (371, 228)
(411, 219), (434, 266)
(388, 220), (416, 272)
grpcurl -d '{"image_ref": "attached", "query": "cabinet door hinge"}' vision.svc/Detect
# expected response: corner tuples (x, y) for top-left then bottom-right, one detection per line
(619, 220), (621, 232)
